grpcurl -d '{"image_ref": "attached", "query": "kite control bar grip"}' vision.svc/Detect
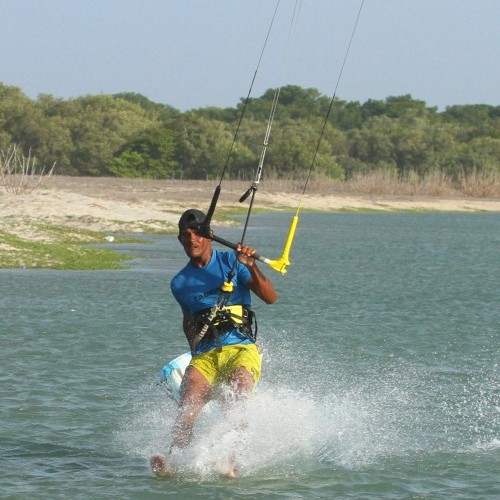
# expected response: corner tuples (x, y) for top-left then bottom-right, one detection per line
(198, 183), (297, 275)
(199, 185), (221, 238)
(210, 233), (288, 273)
(210, 233), (263, 262)
(210, 228), (293, 275)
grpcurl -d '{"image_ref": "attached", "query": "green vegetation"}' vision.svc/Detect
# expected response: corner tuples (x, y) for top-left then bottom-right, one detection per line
(1, 82), (498, 269)
(1, 83), (499, 186)
(0, 222), (141, 270)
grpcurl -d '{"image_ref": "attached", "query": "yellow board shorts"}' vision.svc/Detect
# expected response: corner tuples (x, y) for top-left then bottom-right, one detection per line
(189, 343), (262, 385)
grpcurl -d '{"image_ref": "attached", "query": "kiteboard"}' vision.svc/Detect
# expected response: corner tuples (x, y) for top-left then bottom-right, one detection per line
(157, 351), (192, 403)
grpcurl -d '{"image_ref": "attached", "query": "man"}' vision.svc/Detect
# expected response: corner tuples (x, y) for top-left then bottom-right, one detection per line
(150, 208), (277, 477)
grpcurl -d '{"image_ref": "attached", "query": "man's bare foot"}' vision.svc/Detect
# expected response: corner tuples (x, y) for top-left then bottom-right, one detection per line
(149, 454), (176, 477)
(212, 457), (237, 478)
(223, 468), (237, 478)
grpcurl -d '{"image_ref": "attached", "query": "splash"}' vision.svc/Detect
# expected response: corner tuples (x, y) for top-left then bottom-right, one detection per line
(116, 377), (412, 476)
(115, 340), (498, 478)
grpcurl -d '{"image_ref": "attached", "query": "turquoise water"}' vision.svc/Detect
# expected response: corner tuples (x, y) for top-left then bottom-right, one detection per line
(1, 212), (499, 499)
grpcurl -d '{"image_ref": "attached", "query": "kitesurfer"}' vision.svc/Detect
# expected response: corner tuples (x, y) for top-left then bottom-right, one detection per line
(151, 208), (277, 476)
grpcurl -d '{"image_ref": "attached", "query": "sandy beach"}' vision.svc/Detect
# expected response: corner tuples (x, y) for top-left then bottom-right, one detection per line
(1, 176), (499, 238)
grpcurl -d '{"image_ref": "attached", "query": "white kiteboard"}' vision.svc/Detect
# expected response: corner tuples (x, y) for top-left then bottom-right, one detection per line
(157, 351), (192, 403)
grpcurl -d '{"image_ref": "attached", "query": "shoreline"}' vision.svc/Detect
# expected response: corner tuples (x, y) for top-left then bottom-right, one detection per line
(1, 176), (498, 269)
(1, 176), (499, 238)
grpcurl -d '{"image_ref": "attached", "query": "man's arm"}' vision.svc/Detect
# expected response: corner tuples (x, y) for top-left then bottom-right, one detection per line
(236, 243), (277, 304)
(247, 263), (277, 304)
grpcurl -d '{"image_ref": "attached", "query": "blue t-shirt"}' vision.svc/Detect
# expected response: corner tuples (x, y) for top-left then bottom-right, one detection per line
(171, 249), (252, 354)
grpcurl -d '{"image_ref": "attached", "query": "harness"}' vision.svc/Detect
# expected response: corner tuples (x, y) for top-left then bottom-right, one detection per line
(190, 304), (257, 354)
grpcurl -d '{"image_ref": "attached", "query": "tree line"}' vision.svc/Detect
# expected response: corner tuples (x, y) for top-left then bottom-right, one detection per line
(1, 82), (498, 182)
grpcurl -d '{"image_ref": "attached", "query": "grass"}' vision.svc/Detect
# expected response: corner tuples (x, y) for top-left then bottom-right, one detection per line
(261, 169), (500, 198)
(0, 221), (143, 270)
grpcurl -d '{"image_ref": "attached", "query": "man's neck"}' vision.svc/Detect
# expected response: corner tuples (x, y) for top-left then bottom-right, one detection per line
(190, 249), (213, 268)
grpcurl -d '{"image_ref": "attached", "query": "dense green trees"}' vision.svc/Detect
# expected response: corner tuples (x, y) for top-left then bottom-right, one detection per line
(0, 81), (498, 181)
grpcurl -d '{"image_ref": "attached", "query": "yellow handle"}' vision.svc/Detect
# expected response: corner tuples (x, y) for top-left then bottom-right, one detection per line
(265, 215), (299, 274)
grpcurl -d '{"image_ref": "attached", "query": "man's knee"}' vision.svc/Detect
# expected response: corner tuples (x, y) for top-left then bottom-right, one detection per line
(180, 366), (211, 403)
(230, 366), (255, 394)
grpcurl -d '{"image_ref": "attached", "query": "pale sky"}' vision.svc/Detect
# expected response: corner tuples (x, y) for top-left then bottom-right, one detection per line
(1, 0), (498, 111)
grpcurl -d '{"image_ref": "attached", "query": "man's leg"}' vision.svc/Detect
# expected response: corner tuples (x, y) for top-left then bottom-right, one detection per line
(150, 365), (211, 477)
(229, 366), (255, 401)
(227, 344), (261, 401)
(214, 363), (256, 478)
(171, 365), (212, 448)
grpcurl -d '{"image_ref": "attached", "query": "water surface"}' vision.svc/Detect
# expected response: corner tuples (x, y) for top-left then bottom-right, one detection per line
(1, 212), (498, 499)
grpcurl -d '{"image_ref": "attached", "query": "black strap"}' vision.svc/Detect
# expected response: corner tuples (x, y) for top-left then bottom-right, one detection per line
(191, 305), (257, 353)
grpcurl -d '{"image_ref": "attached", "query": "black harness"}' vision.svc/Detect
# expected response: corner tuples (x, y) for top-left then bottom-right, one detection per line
(190, 305), (257, 354)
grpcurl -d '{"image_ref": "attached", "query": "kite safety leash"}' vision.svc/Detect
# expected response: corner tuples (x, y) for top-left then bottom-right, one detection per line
(193, 0), (281, 343)
(194, 278), (234, 353)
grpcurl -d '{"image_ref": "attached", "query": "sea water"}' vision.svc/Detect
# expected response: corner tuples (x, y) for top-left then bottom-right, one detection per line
(1, 212), (498, 499)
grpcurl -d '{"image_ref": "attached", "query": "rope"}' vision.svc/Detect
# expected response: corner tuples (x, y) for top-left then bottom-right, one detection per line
(217, 0), (282, 187)
(239, 0), (302, 246)
(200, 0), (282, 237)
(296, 0), (365, 215)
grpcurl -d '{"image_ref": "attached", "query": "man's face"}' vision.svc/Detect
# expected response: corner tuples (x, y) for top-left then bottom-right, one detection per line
(178, 227), (211, 260)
